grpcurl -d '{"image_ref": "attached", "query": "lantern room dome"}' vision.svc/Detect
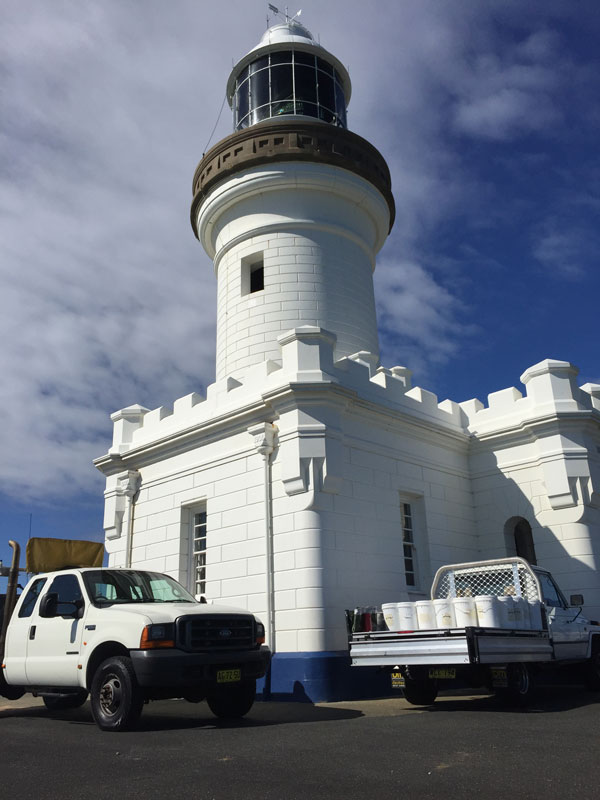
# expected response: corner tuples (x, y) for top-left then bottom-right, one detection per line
(226, 20), (351, 132)
(257, 20), (315, 47)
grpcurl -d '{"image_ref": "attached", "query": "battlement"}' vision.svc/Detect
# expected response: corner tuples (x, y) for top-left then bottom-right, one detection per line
(105, 338), (599, 456)
(460, 358), (598, 435)
(106, 327), (469, 455)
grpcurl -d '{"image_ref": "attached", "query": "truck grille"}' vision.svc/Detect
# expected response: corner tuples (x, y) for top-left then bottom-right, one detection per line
(176, 614), (255, 652)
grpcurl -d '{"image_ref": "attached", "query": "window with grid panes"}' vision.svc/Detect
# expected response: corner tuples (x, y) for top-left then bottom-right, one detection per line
(192, 510), (207, 596)
(401, 502), (417, 587)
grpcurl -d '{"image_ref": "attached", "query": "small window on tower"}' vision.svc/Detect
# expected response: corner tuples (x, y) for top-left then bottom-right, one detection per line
(241, 253), (264, 295)
(250, 261), (264, 293)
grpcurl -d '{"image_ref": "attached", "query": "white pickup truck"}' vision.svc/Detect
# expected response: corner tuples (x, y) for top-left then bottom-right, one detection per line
(349, 557), (600, 705)
(1, 563), (271, 730)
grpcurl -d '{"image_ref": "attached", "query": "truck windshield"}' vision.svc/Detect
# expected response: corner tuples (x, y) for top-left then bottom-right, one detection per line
(82, 570), (196, 606)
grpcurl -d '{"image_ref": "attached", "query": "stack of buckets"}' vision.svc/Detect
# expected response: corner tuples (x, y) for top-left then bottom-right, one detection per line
(382, 594), (543, 632)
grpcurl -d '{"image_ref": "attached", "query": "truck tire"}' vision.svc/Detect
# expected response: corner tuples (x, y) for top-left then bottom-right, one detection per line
(90, 656), (144, 732)
(0, 672), (25, 701)
(402, 678), (438, 706)
(496, 663), (535, 705)
(584, 645), (600, 691)
(43, 690), (88, 711)
(206, 680), (256, 719)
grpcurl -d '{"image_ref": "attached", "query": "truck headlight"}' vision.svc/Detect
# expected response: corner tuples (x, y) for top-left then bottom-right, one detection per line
(140, 623), (175, 649)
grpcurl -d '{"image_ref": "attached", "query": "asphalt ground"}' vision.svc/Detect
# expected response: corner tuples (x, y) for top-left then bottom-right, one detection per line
(2, 688), (599, 799)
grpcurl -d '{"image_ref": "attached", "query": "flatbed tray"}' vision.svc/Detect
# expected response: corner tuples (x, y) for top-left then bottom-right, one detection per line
(349, 626), (553, 666)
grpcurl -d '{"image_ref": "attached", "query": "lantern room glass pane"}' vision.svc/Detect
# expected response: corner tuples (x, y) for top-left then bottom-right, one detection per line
(271, 64), (293, 103)
(317, 73), (335, 112)
(250, 56), (268, 73)
(252, 104), (271, 125)
(236, 80), (249, 123)
(294, 100), (319, 120)
(316, 57), (334, 76)
(294, 64), (317, 105)
(295, 51), (315, 66)
(250, 70), (269, 108)
(318, 106), (335, 124)
(335, 82), (346, 125)
(271, 50), (291, 65)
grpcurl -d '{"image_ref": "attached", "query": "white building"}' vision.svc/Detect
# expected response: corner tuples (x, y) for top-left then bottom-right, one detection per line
(95, 19), (600, 701)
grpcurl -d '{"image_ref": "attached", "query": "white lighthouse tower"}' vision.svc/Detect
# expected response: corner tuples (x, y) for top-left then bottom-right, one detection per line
(97, 15), (600, 702)
(192, 18), (394, 380)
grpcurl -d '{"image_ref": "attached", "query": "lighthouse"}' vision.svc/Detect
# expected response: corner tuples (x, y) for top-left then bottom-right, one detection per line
(97, 15), (600, 702)
(191, 17), (394, 380)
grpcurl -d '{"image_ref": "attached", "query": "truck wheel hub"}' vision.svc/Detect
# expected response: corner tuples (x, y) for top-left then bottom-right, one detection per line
(99, 676), (122, 715)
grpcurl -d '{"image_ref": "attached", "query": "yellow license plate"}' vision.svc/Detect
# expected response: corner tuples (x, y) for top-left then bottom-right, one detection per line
(391, 671), (405, 688)
(490, 668), (508, 687)
(216, 669), (241, 683)
(428, 668), (456, 680)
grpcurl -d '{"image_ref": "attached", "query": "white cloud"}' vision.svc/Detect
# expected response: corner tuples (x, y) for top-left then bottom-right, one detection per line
(374, 259), (477, 378)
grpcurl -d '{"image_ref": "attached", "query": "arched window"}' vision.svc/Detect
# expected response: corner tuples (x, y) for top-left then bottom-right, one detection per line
(514, 519), (537, 564)
(504, 517), (537, 565)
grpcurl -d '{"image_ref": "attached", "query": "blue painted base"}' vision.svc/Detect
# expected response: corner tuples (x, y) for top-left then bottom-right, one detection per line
(256, 651), (394, 703)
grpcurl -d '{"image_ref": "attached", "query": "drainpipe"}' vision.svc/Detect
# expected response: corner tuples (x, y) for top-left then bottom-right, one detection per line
(248, 423), (278, 651)
(120, 470), (141, 569)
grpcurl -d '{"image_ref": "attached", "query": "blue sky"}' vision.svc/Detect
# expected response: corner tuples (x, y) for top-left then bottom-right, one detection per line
(1, 0), (599, 576)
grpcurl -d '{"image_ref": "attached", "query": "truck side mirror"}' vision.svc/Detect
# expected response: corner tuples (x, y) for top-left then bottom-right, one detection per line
(39, 592), (58, 618)
(570, 594), (584, 607)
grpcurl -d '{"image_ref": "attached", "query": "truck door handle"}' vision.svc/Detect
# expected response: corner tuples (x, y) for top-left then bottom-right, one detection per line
(29, 626), (36, 640)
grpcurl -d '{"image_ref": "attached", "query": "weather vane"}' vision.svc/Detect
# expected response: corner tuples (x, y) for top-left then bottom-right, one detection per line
(267, 4), (302, 24)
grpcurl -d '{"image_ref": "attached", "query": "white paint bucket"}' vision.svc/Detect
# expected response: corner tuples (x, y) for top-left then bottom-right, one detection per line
(497, 595), (513, 628)
(433, 598), (456, 628)
(514, 597), (530, 629)
(396, 601), (418, 630)
(528, 599), (544, 630)
(451, 596), (478, 628)
(382, 603), (400, 631)
(415, 600), (436, 630)
(475, 595), (502, 628)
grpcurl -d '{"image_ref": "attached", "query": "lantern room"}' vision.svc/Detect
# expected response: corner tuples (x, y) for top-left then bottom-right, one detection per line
(226, 20), (351, 131)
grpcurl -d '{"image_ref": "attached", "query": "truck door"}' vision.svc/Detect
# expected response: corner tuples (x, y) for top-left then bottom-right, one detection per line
(3, 577), (47, 685)
(25, 573), (86, 687)
(537, 571), (588, 660)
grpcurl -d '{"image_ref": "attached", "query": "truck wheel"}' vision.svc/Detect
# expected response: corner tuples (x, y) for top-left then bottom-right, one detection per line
(402, 678), (438, 706)
(43, 690), (88, 711)
(584, 646), (600, 691)
(0, 673), (25, 701)
(497, 663), (535, 705)
(90, 656), (144, 732)
(207, 680), (256, 719)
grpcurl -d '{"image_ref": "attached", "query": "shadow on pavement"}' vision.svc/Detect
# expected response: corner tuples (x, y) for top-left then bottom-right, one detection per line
(422, 686), (600, 714)
(0, 698), (363, 732)
(3, 686), (599, 730)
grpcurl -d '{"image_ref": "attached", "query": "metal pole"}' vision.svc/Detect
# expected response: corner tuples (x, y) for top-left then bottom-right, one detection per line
(0, 540), (21, 663)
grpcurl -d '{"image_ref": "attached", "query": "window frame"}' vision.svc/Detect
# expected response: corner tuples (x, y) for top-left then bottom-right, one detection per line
(190, 507), (207, 599)
(400, 500), (418, 589)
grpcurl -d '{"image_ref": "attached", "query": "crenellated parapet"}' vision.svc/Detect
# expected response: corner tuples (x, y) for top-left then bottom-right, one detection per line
(101, 326), (469, 462)
(461, 359), (600, 511)
(460, 358), (599, 434)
